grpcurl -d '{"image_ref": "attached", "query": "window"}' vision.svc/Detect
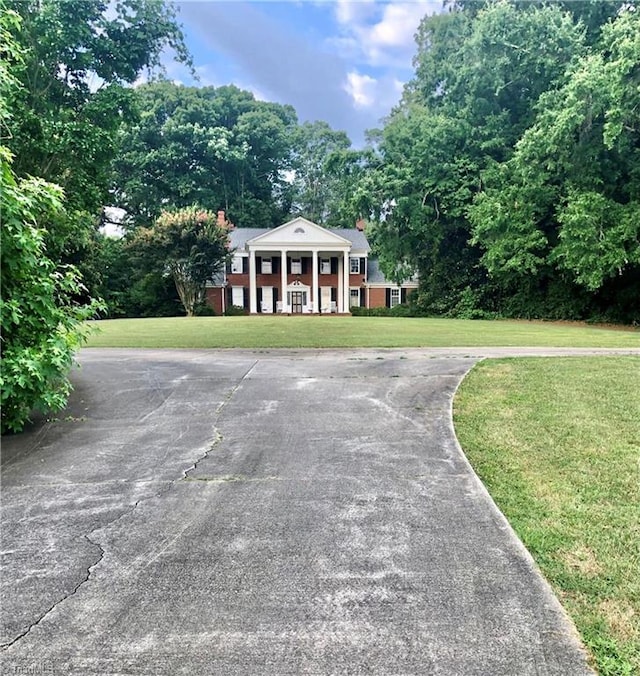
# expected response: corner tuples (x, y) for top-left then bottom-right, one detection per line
(291, 258), (302, 274)
(350, 257), (360, 274)
(231, 255), (243, 274)
(350, 288), (360, 307)
(261, 257), (272, 274)
(231, 287), (244, 308)
(390, 288), (400, 308)
(320, 258), (331, 274)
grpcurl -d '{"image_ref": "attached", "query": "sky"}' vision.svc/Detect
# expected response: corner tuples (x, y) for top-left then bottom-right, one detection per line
(164, 1), (444, 146)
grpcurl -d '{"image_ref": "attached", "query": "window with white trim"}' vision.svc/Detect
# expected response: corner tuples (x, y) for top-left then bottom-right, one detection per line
(390, 288), (401, 308)
(291, 258), (302, 274)
(349, 288), (360, 307)
(231, 286), (244, 308)
(320, 258), (331, 274)
(350, 257), (360, 274)
(231, 255), (243, 274)
(261, 257), (272, 274)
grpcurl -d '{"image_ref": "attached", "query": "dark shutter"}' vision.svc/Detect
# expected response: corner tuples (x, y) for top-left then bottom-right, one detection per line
(331, 257), (338, 274)
(273, 256), (280, 273)
(360, 291), (365, 307)
(226, 288), (232, 308)
(256, 256), (261, 272)
(257, 287), (263, 312)
(385, 289), (391, 308)
(302, 257), (308, 274)
(287, 257), (291, 274)
(274, 287), (279, 302)
(242, 257), (248, 274)
(360, 258), (366, 276)
(401, 288), (407, 304)
(331, 288), (337, 301)
(243, 288), (248, 309)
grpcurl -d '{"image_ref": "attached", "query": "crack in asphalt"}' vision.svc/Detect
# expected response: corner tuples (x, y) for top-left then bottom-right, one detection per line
(0, 535), (104, 651)
(183, 359), (258, 481)
(1, 360), (259, 651)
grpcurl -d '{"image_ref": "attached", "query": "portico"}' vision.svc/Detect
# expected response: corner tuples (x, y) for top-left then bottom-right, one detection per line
(245, 218), (354, 314)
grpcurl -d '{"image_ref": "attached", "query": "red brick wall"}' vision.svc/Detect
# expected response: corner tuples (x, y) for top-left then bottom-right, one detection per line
(368, 287), (387, 308)
(205, 288), (224, 315)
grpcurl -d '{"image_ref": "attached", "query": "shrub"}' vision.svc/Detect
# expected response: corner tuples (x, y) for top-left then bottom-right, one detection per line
(0, 149), (99, 433)
(224, 305), (247, 316)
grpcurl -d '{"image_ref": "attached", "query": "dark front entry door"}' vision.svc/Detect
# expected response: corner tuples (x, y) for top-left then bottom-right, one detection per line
(291, 291), (303, 313)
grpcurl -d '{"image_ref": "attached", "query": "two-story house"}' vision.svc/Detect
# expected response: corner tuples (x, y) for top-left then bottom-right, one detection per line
(205, 217), (417, 314)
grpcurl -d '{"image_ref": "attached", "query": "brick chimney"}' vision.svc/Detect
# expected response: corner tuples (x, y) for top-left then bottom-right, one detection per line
(355, 218), (366, 231)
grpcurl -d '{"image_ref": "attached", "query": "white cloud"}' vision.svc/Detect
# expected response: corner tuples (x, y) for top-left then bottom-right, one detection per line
(344, 71), (377, 108)
(334, 0), (377, 26)
(344, 70), (408, 114)
(330, 1), (440, 68)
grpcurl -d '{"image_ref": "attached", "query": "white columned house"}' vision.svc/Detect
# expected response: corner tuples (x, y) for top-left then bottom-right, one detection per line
(243, 217), (356, 314)
(206, 216), (418, 315)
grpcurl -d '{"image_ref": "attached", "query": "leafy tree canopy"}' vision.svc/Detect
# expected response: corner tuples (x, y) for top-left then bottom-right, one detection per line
(112, 83), (299, 228)
(1, 7), (99, 433)
(130, 207), (231, 316)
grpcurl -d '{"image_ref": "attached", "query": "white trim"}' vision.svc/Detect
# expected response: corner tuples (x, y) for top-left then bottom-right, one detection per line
(390, 288), (401, 308)
(349, 287), (360, 308)
(231, 286), (244, 308)
(230, 254), (243, 274)
(246, 217), (353, 247)
(261, 256), (272, 274)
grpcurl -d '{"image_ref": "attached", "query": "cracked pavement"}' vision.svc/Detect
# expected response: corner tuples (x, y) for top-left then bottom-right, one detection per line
(0, 348), (604, 675)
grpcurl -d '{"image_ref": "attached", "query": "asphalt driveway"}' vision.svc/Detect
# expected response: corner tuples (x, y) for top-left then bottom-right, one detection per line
(1, 348), (598, 675)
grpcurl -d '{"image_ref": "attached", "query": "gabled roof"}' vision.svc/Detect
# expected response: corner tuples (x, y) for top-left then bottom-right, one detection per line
(228, 218), (370, 253)
(247, 217), (352, 248)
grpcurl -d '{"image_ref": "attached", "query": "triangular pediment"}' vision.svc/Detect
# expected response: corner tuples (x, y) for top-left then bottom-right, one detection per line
(246, 217), (352, 248)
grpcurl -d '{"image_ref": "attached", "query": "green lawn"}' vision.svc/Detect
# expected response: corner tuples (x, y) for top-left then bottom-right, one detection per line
(85, 316), (639, 349)
(454, 357), (640, 675)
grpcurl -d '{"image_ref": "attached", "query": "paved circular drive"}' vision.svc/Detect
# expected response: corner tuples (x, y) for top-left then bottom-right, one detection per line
(1, 348), (605, 674)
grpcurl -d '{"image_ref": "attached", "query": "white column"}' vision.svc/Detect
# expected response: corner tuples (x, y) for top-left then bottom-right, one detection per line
(337, 253), (343, 312)
(249, 249), (257, 313)
(280, 249), (287, 312)
(342, 250), (350, 313)
(312, 250), (319, 313)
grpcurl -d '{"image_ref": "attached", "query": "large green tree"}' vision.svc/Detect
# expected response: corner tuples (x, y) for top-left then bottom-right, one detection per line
(289, 121), (352, 226)
(470, 7), (639, 319)
(361, 0), (584, 315)
(1, 7), (98, 433)
(5, 0), (190, 298)
(111, 83), (299, 228)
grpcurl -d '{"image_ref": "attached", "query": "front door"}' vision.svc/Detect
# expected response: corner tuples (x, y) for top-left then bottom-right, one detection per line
(291, 291), (303, 313)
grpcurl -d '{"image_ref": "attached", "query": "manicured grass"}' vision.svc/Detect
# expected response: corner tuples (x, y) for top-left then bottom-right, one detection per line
(453, 357), (640, 675)
(85, 316), (639, 348)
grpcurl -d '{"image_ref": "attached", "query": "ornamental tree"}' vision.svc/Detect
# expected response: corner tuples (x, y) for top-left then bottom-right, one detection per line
(131, 207), (231, 316)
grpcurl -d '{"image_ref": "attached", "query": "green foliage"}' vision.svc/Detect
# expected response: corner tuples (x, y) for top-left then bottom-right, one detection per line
(0, 6), (100, 433)
(130, 207), (230, 316)
(224, 305), (247, 316)
(0, 148), (99, 433)
(111, 82), (299, 228)
(4, 0), (191, 306)
(469, 6), (640, 319)
(359, 1), (584, 312)
(289, 121), (352, 226)
(350, 304), (414, 317)
(354, 0), (639, 324)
